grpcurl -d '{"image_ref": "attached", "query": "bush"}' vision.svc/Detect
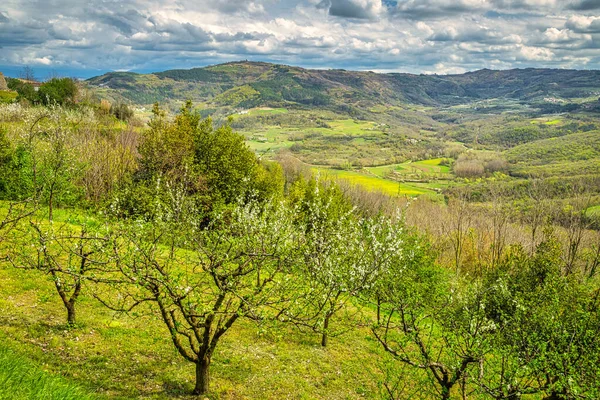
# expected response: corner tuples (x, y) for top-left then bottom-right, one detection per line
(110, 103), (134, 121)
(7, 78), (38, 104)
(39, 78), (78, 106)
(485, 158), (509, 173)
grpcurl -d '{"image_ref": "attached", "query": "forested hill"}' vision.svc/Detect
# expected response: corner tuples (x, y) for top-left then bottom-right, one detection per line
(87, 61), (600, 109)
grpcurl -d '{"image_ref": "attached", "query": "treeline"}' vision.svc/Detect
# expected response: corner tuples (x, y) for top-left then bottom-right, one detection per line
(1, 100), (600, 398)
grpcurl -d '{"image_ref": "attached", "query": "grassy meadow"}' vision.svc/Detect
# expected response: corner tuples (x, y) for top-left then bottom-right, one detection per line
(0, 206), (400, 400)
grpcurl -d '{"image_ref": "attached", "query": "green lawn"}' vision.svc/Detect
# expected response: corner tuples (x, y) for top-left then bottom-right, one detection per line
(544, 119), (562, 125)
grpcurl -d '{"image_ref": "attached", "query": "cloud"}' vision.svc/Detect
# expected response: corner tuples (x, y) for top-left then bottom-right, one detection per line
(517, 44), (554, 60)
(490, 0), (558, 9)
(565, 15), (600, 33)
(395, 0), (487, 19)
(319, 0), (384, 19)
(0, 0), (599, 77)
(567, 0), (600, 11)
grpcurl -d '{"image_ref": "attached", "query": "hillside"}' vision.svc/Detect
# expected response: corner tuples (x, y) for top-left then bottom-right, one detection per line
(87, 62), (600, 112)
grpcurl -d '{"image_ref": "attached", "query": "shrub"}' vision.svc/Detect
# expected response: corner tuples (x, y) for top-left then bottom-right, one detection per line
(39, 78), (78, 106)
(110, 103), (133, 121)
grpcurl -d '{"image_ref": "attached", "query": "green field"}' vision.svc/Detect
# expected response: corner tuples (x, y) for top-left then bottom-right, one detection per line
(312, 167), (436, 196)
(367, 158), (451, 178)
(247, 107), (288, 116)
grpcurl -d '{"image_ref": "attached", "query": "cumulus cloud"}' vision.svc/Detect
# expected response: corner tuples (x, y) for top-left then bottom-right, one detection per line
(566, 15), (600, 33)
(0, 0), (599, 76)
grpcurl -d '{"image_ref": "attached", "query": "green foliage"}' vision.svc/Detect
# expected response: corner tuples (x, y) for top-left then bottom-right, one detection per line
(109, 103), (133, 121)
(116, 101), (281, 220)
(191, 111), (262, 205)
(7, 78), (39, 104)
(506, 130), (600, 165)
(38, 78), (78, 106)
(478, 238), (600, 398)
(0, 131), (36, 201)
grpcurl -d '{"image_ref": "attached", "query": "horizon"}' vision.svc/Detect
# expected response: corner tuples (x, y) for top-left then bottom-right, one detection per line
(3, 59), (600, 81)
(1, 1), (600, 78)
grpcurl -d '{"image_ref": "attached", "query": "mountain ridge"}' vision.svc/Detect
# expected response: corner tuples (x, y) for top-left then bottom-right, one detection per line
(87, 61), (600, 110)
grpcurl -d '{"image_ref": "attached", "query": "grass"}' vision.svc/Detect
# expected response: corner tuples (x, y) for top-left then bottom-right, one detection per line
(0, 91), (18, 104)
(367, 159), (452, 181)
(530, 118), (563, 125)
(247, 107), (288, 116)
(325, 119), (381, 136)
(0, 207), (389, 399)
(0, 340), (96, 400)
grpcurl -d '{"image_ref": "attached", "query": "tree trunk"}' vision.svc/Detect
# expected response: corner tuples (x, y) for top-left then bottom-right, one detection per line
(66, 303), (76, 325)
(321, 313), (331, 347)
(543, 392), (564, 400)
(441, 385), (451, 400)
(193, 357), (211, 395)
(48, 184), (55, 222)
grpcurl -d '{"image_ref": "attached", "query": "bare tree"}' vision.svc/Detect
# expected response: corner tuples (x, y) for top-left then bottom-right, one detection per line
(19, 66), (36, 82)
(442, 190), (474, 275)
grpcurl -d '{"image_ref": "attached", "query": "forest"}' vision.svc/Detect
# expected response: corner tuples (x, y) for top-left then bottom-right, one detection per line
(0, 68), (600, 400)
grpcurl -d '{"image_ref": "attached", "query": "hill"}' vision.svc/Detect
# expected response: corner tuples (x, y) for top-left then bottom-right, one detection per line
(87, 62), (600, 112)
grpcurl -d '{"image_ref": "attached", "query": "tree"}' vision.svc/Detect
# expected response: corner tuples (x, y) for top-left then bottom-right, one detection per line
(109, 103), (133, 121)
(371, 238), (489, 400)
(442, 189), (474, 275)
(19, 66), (35, 82)
(120, 101), (282, 220)
(7, 78), (38, 104)
(38, 78), (78, 106)
(192, 110), (262, 205)
(284, 178), (360, 346)
(96, 198), (301, 395)
(477, 238), (600, 399)
(11, 220), (107, 325)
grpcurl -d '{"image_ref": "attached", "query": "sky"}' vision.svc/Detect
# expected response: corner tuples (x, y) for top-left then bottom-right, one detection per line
(1, 0), (600, 78)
